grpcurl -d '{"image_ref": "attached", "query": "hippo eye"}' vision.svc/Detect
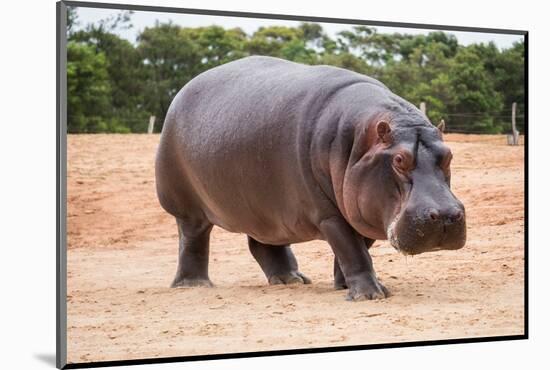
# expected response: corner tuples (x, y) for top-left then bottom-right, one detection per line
(394, 154), (404, 165)
(393, 153), (410, 170)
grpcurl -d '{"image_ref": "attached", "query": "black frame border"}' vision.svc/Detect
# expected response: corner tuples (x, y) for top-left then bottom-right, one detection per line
(57, 1), (529, 369)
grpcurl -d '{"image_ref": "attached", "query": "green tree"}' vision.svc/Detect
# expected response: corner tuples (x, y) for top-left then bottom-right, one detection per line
(318, 52), (372, 75)
(379, 40), (454, 125)
(481, 41), (525, 132)
(247, 26), (302, 57)
(72, 26), (149, 131)
(137, 24), (251, 128)
(67, 42), (127, 132)
(447, 46), (504, 132)
(180, 26), (248, 69)
(67, 6), (78, 35)
(66, 9), (524, 135)
(137, 22), (201, 125)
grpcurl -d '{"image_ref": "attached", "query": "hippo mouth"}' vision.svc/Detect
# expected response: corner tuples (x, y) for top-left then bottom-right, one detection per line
(387, 212), (466, 256)
(386, 180), (412, 254)
(386, 209), (406, 254)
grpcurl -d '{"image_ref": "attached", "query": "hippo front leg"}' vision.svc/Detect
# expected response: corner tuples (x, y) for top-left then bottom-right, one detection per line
(333, 238), (375, 290)
(333, 257), (347, 290)
(321, 217), (389, 301)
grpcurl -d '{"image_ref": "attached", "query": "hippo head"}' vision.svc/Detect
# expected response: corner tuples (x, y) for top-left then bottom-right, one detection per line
(341, 111), (466, 255)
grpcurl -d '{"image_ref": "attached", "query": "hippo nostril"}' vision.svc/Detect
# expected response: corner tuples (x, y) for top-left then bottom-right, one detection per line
(449, 209), (464, 223)
(428, 209), (439, 221)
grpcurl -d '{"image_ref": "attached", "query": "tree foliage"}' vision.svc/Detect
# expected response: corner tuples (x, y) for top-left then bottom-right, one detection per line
(67, 9), (525, 134)
(67, 41), (127, 133)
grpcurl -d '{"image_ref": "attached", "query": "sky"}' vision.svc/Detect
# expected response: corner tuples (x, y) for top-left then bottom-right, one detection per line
(72, 6), (524, 49)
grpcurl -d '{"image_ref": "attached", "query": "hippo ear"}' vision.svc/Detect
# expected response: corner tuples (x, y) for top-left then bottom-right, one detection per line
(376, 121), (392, 143)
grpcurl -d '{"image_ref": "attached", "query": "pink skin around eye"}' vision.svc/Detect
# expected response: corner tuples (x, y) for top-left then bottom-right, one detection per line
(394, 153), (411, 171)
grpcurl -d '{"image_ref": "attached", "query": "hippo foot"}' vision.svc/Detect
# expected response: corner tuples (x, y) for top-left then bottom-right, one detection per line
(171, 278), (214, 288)
(268, 271), (312, 285)
(334, 281), (348, 290)
(346, 280), (390, 301)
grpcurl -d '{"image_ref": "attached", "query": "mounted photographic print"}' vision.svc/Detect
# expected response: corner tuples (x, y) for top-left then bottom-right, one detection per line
(56, 1), (527, 368)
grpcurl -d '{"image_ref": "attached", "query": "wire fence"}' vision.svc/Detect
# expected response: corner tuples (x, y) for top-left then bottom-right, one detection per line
(68, 107), (526, 139)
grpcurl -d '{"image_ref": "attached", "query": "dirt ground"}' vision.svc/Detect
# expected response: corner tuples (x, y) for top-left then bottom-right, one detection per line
(66, 133), (525, 364)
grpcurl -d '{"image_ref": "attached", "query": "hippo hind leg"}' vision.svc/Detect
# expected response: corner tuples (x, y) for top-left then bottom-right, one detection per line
(171, 217), (214, 288)
(248, 236), (311, 285)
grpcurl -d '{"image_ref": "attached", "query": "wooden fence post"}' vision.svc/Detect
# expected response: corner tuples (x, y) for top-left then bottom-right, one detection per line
(511, 102), (518, 145)
(438, 119), (446, 133)
(419, 102), (426, 115)
(147, 115), (156, 134)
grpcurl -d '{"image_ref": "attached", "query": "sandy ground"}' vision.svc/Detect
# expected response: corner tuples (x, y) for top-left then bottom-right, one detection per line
(66, 133), (525, 364)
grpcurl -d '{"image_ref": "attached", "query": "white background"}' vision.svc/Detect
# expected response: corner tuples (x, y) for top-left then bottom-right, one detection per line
(0, 0), (547, 369)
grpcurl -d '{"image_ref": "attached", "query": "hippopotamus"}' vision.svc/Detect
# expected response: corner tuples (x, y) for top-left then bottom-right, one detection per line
(155, 56), (466, 301)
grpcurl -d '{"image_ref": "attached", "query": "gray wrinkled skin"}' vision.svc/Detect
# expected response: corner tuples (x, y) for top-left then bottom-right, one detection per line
(156, 56), (466, 301)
